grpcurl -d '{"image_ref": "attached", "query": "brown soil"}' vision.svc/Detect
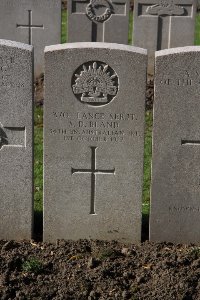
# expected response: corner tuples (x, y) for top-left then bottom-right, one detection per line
(34, 74), (44, 107)
(1, 239), (200, 299)
(146, 79), (154, 110)
(62, 0), (67, 10)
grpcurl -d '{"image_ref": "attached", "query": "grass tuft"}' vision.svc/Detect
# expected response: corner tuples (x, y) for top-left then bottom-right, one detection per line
(22, 257), (43, 274)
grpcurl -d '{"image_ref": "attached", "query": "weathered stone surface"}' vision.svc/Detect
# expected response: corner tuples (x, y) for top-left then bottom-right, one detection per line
(44, 42), (147, 242)
(0, 0), (61, 77)
(68, 0), (130, 44)
(0, 40), (33, 240)
(151, 46), (200, 243)
(133, 0), (196, 75)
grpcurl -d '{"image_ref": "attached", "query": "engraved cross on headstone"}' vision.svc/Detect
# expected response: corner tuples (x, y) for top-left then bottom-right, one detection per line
(16, 10), (44, 45)
(71, 0), (127, 42)
(138, 0), (192, 50)
(71, 146), (115, 215)
(181, 139), (200, 147)
(0, 123), (25, 150)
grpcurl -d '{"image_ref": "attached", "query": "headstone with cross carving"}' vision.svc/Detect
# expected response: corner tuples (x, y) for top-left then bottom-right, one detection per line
(133, 0), (196, 75)
(0, 0), (61, 77)
(151, 46), (200, 243)
(43, 42), (147, 242)
(0, 39), (33, 240)
(68, 0), (130, 44)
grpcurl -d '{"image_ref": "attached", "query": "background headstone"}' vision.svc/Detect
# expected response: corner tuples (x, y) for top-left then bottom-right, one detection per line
(151, 46), (200, 243)
(0, 0), (61, 77)
(0, 39), (33, 240)
(133, 0), (196, 75)
(68, 0), (130, 44)
(44, 42), (147, 243)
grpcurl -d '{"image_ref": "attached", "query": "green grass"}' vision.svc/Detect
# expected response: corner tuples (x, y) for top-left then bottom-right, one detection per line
(142, 111), (153, 215)
(188, 247), (200, 259)
(22, 257), (43, 274)
(195, 13), (200, 45)
(128, 11), (133, 45)
(34, 107), (43, 213)
(62, 9), (67, 43)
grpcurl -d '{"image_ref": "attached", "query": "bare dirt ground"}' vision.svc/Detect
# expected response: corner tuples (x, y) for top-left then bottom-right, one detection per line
(1, 239), (200, 299)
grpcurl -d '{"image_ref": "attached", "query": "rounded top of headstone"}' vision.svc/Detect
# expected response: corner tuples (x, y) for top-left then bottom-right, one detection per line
(156, 46), (200, 57)
(44, 42), (147, 56)
(0, 39), (33, 52)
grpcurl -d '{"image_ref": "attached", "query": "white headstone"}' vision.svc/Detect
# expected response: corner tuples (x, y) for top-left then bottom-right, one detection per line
(0, 0), (61, 77)
(133, 0), (196, 74)
(0, 39), (33, 240)
(68, 0), (130, 44)
(151, 46), (200, 243)
(44, 42), (147, 243)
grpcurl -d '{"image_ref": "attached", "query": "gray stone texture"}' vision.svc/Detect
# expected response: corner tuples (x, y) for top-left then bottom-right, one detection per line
(151, 46), (200, 243)
(44, 42), (147, 243)
(133, 0), (196, 75)
(0, 39), (33, 240)
(68, 0), (130, 44)
(0, 0), (61, 77)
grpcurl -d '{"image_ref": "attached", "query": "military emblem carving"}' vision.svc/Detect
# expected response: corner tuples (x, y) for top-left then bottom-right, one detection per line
(72, 61), (119, 106)
(147, 0), (185, 16)
(86, 0), (113, 23)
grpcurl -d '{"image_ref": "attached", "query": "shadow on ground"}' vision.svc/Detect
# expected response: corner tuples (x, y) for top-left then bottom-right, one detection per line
(33, 210), (43, 241)
(142, 213), (149, 242)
